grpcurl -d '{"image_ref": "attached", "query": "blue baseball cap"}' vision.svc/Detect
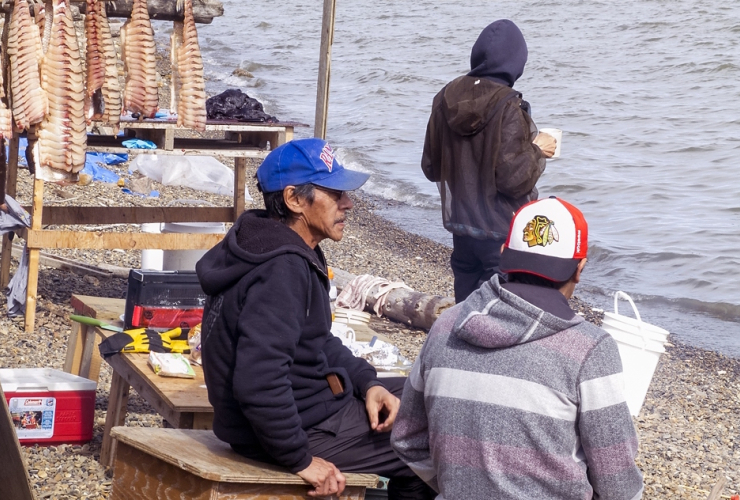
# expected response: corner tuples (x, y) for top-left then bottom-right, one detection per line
(256, 138), (370, 192)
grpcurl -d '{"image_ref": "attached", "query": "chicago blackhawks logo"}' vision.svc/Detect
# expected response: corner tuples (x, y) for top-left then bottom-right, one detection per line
(523, 215), (559, 248)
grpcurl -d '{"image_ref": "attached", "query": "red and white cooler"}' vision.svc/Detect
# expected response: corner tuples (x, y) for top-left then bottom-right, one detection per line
(0, 368), (97, 445)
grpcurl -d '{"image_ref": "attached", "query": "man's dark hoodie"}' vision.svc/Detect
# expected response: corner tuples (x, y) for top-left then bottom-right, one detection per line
(196, 210), (380, 473)
(421, 19), (545, 240)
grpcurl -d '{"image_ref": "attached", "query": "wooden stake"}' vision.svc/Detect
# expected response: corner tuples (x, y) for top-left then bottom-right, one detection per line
(314, 0), (336, 139)
(234, 157), (246, 221)
(24, 178), (44, 333)
(707, 477), (727, 500)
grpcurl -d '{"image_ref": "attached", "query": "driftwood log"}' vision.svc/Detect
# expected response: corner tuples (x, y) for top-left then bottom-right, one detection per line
(1, 0), (225, 24)
(333, 268), (454, 331)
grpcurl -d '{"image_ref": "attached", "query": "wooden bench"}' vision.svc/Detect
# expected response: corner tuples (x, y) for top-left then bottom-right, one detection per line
(110, 427), (379, 500)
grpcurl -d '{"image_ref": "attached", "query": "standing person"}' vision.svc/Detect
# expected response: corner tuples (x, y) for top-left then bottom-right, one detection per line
(196, 138), (434, 500)
(421, 19), (556, 302)
(391, 197), (644, 499)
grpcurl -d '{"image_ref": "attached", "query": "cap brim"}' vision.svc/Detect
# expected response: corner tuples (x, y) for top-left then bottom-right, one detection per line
(500, 247), (580, 282)
(312, 167), (370, 191)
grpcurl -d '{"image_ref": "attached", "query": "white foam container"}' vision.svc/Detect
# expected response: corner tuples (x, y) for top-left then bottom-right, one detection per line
(161, 222), (226, 271)
(604, 291), (668, 416)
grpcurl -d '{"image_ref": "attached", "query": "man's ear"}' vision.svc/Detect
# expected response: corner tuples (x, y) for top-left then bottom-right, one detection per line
(573, 258), (587, 284)
(283, 186), (304, 214)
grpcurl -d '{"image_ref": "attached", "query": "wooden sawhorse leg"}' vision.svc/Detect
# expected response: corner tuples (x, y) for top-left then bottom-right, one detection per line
(100, 371), (130, 469)
(63, 322), (103, 383)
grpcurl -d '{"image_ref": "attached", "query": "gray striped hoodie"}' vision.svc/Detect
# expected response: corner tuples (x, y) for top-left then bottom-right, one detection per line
(391, 276), (643, 499)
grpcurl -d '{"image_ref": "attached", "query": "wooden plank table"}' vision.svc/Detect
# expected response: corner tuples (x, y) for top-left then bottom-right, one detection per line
(63, 295), (213, 469)
(99, 330), (213, 469)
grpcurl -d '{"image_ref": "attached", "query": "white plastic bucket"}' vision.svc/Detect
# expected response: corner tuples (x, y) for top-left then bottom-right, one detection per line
(140, 223), (163, 270)
(604, 291), (667, 416)
(602, 317), (668, 343)
(161, 222), (226, 271)
(333, 307), (371, 326)
(603, 291), (670, 343)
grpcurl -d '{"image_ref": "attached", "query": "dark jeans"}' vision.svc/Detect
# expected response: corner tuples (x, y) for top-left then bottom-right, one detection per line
(451, 234), (506, 303)
(307, 377), (435, 500)
(233, 377), (435, 500)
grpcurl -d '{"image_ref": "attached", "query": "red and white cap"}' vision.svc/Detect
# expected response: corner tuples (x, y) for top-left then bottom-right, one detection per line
(500, 197), (588, 282)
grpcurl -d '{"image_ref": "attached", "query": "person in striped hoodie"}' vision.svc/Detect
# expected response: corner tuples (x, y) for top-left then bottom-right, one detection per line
(391, 197), (643, 499)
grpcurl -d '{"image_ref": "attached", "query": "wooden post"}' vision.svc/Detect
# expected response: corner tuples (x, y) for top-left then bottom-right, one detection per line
(24, 178), (44, 333)
(233, 157), (246, 221)
(314, 0), (336, 139)
(0, 385), (35, 500)
(0, 10), (14, 288)
(706, 477), (727, 500)
(332, 268), (455, 331)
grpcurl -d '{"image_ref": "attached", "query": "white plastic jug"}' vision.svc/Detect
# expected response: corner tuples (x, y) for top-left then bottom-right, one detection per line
(604, 291), (667, 417)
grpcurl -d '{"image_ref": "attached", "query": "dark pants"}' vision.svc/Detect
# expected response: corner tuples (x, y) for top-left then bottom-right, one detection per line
(307, 377), (435, 500)
(233, 377), (435, 500)
(451, 234), (506, 303)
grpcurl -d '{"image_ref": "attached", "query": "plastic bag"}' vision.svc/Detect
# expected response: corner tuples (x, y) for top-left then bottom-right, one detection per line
(188, 324), (202, 365)
(130, 154), (251, 199)
(82, 157), (120, 184)
(122, 139), (157, 149)
(148, 352), (196, 378)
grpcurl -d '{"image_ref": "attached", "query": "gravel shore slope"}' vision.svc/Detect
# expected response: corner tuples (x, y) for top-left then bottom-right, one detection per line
(0, 155), (736, 499)
(0, 17), (736, 499)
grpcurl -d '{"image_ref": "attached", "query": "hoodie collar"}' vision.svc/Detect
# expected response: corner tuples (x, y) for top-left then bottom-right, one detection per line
(452, 275), (583, 349)
(233, 209), (328, 277)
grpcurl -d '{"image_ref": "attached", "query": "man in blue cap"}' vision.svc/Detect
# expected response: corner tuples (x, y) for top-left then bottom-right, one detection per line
(196, 138), (434, 500)
(421, 19), (557, 303)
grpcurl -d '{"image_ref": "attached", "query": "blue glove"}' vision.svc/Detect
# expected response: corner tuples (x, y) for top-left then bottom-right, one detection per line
(122, 139), (157, 150)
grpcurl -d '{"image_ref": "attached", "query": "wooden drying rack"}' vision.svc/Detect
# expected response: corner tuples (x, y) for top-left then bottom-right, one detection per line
(1, 117), (299, 333)
(0, 2), (303, 332)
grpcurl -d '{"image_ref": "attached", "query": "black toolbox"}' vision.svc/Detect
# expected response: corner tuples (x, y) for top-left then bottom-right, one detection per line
(124, 270), (207, 330)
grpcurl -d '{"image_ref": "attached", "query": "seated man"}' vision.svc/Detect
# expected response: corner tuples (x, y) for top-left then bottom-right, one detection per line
(391, 197), (644, 499)
(196, 138), (434, 500)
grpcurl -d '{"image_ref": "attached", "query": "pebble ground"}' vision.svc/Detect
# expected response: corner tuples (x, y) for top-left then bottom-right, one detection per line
(0, 155), (736, 499)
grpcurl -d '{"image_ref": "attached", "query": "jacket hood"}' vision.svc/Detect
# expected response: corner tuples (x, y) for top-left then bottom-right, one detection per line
(452, 275), (583, 349)
(196, 209), (327, 296)
(441, 76), (517, 136)
(468, 19), (528, 87)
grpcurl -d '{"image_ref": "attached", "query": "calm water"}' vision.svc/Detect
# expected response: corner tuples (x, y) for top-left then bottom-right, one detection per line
(187, 0), (740, 356)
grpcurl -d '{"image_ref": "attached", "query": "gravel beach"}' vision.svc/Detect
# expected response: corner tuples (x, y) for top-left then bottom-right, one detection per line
(1, 155), (737, 499)
(1, 15), (737, 500)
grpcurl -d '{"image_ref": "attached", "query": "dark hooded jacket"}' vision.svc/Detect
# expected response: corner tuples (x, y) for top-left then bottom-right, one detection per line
(196, 210), (379, 473)
(422, 19), (546, 240)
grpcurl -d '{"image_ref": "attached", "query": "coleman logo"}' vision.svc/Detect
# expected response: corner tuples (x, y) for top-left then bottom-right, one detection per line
(319, 144), (334, 171)
(576, 230), (581, 254)
(523, 215), (559, 248)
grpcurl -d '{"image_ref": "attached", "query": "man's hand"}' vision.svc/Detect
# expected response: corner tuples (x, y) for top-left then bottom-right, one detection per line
(296, 457), (346, 497)
(533, 132), (557, 158)
(365, 385), (400, 432)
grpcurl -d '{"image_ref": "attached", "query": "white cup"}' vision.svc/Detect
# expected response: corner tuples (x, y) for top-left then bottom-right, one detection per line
(539, 128), (562, 158)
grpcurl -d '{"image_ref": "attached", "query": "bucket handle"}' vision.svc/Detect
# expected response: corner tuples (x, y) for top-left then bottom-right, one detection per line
(614, 291), (647, 350)
(614, 291), (642, 323)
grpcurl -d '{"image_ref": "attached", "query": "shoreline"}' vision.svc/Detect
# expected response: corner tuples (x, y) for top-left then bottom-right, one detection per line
(4, 154), (738, 499)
